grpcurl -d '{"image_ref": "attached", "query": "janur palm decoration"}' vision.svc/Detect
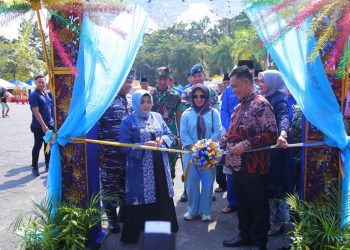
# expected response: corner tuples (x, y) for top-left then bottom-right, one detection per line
(0, 0), (127, 89)
(243, 0), (350, 78)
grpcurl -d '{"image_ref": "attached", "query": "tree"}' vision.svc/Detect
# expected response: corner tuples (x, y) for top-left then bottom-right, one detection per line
(230, 26), (264, 69)
(28, 22), (50, 61)
(208, 36), (234, 75)
(133, 13), (266, 85)
(227, 11), (265, 69)
(0, 39), (18, 80)
(133, 27), (203, 85)
(0, 18), (47, 82)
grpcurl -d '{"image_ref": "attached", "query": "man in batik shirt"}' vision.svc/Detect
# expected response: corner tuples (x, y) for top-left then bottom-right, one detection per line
(98, 69), (134, 234)
(220, 66), (278, 250)
(151, 66), (182, 179)
(181, 64), (219, 111)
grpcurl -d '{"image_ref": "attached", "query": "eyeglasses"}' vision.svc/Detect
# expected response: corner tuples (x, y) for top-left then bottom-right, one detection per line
(193, 95), (205, 99)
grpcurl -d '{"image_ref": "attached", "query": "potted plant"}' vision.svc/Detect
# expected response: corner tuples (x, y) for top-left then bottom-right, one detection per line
(286, 187), (350, 250)
(11, 192), (116, 250)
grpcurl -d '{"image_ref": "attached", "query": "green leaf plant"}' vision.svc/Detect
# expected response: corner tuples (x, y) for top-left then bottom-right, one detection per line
(286, 186), (350, 250)
(10, 191), (118, 250)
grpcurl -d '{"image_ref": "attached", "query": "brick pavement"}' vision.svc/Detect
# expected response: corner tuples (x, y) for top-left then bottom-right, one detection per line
(101, 161), (292, 250)
(0, 104), (47, 250)
(0, 104), (291, 250)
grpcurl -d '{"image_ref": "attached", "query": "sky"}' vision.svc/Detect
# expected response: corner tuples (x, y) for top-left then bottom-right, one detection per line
(0, 1), (243, 39)
(0, 10), (48, 39)
(146, 2), (220, 31)
(0, 16), (25, 39)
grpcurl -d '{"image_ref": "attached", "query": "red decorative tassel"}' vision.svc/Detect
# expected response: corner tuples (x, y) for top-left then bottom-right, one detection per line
(268, 0), (329, 43)
(49, 2), (126, 15)
(48, 20), (78, 75)
(254, 0), (295, 25)
(327, 7), (350, 67)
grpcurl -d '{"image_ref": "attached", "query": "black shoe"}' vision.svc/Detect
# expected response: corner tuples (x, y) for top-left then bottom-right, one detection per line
(277, 246), (291, 250)
(32, 168), (40, 177)
(212, 195), (216, 201)
(109, 221), (121, 234)
(251, 246), (267, 250)
(45, 165), (49, 172)
(215, 187), (226, 193)
(223, 236), (251, 247)
(268, 225), (284, 236)
(180, 191), (188, 202)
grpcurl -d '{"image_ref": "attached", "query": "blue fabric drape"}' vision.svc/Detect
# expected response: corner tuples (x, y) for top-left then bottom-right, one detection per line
(245, 6), (350, 226)
(45, 5), (148, 207)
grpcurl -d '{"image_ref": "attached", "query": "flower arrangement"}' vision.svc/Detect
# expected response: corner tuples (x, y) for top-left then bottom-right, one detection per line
(191, 139), (224, 169)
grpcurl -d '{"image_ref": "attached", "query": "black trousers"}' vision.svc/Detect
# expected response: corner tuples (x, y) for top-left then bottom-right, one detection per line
(216, 156), (227, 189)
(233, 169), (269, 248)
(31, 125), (52, 169)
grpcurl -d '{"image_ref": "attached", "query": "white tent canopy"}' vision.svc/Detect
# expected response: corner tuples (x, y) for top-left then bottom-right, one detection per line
(10, 80), (35, 91)
(0, 79), (15, 89)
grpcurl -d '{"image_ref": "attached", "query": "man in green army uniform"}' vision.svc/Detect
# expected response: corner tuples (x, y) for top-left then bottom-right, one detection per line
(181, 64), (220, 111)
(151, 66), (182, 179)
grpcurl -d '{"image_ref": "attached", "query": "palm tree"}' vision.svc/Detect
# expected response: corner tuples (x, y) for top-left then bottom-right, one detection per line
(231, 26), (265, 68)
(208, 36), (234, 75)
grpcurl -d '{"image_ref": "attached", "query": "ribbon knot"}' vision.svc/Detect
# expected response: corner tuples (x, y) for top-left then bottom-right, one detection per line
(43, 130), (57, 154)
(346, 136), (350, 149)
(325, 135), (350, 151)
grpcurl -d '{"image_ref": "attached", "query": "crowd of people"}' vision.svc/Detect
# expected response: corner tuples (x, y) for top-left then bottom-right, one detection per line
(97, 60), (296, 250)
(27, 60), (296, 250)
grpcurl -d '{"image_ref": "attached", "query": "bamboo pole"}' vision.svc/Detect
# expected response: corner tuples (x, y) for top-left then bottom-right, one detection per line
(71, 137), (192, 154)
(69, 137), (329, 154)
(31, 1), (54, 94)
(343, 42), (350, 109)
(31, 1), (58, 131)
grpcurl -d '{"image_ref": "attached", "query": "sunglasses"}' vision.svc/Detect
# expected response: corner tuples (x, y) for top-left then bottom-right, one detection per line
(193, 94), (205, 99)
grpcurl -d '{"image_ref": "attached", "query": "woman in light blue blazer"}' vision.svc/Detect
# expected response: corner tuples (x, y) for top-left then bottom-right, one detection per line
(180, 84), (222, 221)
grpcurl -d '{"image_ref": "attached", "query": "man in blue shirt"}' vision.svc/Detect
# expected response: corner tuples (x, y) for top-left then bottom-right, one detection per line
(29, 75), (54, 176)
(215, 73), (232, 194)
(99, 69), (134, 234)
(182, 72), (193, 90)
(181, 64), (219, 111)
(221, 84), (240, 131)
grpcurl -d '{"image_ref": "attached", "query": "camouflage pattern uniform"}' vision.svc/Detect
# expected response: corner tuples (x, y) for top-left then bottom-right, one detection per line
(151, 86), (182, 179)
(99, 93), (131, 222)
(181, 85), (220, 111)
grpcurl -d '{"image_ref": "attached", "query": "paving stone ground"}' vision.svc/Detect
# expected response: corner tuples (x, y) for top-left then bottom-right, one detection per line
(0, 104), (291, 250)
(0, 103), (47, 250)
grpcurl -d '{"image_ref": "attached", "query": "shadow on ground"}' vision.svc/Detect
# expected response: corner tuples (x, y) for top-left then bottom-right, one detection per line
(0, 163), (48, 190)
(100, 189), (292, 250)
